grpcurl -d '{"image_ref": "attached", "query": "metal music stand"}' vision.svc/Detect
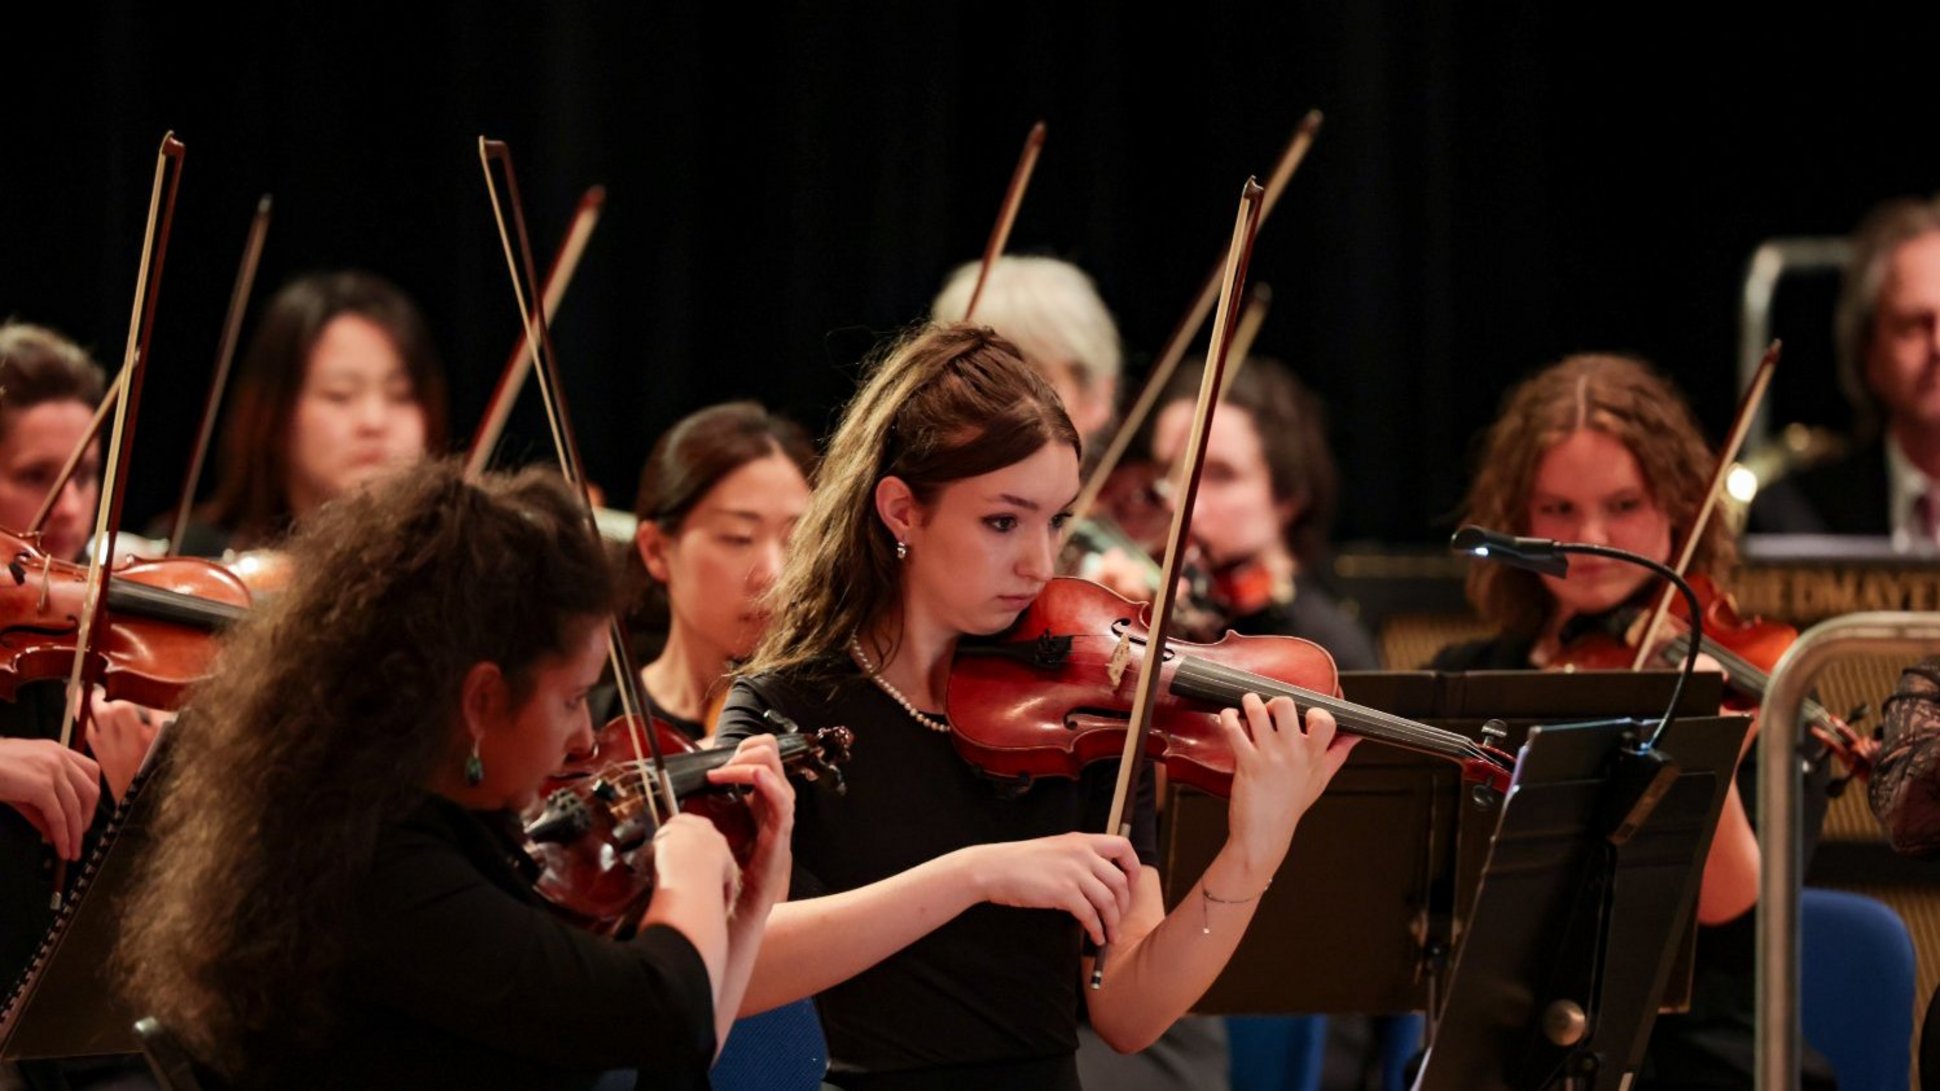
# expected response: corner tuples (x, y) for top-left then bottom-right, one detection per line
(1167, 669), (1726, 1018)
(1411, 713), (1747, 1090)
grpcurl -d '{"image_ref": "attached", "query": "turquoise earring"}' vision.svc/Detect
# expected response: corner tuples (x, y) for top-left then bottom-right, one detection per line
(464, 740), (485, 787)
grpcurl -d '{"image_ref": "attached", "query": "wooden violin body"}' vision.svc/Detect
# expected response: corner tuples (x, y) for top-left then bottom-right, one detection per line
(949, 578), (1515, 797)
(525, 712), (852, 935)
(1551, 574), (1876, 780)
(0, 528), (249, 710)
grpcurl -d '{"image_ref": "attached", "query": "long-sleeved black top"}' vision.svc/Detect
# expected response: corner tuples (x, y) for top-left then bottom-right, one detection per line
(250, 793), (717, 1090)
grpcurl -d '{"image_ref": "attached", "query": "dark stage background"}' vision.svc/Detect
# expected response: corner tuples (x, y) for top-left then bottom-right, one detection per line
(6, 5), (1938, 545)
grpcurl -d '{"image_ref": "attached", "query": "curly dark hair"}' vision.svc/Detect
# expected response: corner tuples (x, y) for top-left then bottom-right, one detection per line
(118, 458), (614, 1078)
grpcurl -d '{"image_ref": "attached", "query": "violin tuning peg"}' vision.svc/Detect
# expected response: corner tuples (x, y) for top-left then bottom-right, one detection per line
(1846, 703), (1872, 728)
(1480, 719), (1509, 745)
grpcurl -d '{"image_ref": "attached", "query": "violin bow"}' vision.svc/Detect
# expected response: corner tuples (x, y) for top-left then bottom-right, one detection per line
(1093, 177), (1265, 987)
(476, 139), (676, 822)
(32, 195), (274, 551)
(1072, 111), (1320, 524)
(961, 121), (1047, 323)
(1628, 341), (1780, 669)
(464, 184), (607, 478)
(51, 132), (184, 905)
(1217, 283), (1271, 400)
(167, 195), (273, 555)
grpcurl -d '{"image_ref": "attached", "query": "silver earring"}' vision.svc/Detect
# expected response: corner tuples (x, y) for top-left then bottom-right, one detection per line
(895, 539), (908, 561)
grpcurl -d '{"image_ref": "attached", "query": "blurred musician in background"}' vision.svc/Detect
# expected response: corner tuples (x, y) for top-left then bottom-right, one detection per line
(1144, 357), (1378, 669)
(1436, 352), (1836, 1089)
(1752, 194), (1940, 551)
(622, 401), (814, 740)
(931, 255), (1122, 456)
(173, 270), (447, 558)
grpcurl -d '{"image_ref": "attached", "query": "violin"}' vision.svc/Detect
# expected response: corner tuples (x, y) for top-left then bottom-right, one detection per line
(0, 527), (249, 710)
(948, 578), (1515, 797)
(524, 710), (852, 936)
(1550, 573), (1878, 787)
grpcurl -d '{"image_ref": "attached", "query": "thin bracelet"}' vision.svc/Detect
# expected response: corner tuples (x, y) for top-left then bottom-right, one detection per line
(1200, 879), (1270, 935)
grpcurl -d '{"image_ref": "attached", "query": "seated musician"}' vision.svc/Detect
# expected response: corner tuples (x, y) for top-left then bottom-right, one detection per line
(624, 401), (814, 741)
(172, 270), (446, 558)
(931, 255), (1122, 454)
(1146, 357), (1379, 668)
(0, 321), (156, 992)
(118, 461), (790, 1090)
(716, 323), (1355, 1090)
(1435, 352), (1835, 1088)
(1750, 193), (1940, 549)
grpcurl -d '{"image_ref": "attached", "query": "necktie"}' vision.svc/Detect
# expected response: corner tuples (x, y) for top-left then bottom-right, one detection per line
(1915, 487), (1940, 547)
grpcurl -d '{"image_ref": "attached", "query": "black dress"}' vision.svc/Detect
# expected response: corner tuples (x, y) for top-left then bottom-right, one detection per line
(249, 794), (717, 1090)
(716, 657), (1161, 1091)
(1431, 633), (1838, 1090)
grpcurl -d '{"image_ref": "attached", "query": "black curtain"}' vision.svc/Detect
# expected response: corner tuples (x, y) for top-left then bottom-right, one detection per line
(6, 3), (1937, 542)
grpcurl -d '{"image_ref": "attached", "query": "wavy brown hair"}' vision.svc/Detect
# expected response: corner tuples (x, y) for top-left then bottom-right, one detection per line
(1458, 353), (1735, 638)
(742, 323), (1078, 682)
(119, 459), (614, 1078)
(200, 270), (450, 548)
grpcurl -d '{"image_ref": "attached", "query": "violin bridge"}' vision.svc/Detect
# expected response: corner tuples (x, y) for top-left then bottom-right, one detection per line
(1108, 630), (1133, 689)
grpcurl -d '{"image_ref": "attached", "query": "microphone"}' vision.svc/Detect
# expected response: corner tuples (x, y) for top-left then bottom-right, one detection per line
(1448, 526), (1570, 577)
(1448, 525), (1706, 755)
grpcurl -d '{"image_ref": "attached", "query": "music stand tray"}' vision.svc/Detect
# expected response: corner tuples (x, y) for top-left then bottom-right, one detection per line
(1412, 714), (1747, 1091)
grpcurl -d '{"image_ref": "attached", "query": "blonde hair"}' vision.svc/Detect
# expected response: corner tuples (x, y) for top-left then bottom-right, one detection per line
(932, 256), (1121, 398)
(1458, 353), (1735, 638)
(742, 323), (1078, 682)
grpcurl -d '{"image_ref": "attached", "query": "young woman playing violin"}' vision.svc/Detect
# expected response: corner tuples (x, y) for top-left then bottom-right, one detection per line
(624, 402), (814, 741)
(119, 460), (792, 1090)
(1433, 351), (1835, 1089)
(173, 270), (447, 559)
(716, 323), (1355, 1090)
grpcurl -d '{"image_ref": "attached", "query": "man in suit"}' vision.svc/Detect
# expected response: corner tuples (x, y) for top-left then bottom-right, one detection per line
(1752, 195), (1940, 551)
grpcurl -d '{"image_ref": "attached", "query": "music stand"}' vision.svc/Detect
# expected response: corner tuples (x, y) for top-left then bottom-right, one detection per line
(1167, 669), (1725, 1016)
(1410, 713), (1747, 1090)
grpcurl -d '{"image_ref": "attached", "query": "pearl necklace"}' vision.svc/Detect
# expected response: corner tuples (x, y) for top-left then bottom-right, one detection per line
(847, 635), (950, 734)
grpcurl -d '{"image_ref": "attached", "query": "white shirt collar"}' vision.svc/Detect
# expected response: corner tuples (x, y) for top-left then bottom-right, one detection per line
(1884, 433), (1940, 552)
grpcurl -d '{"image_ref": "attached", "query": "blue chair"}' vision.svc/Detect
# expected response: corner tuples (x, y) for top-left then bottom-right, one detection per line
(1228, 1012), (1426, 1091)
(709, 998), (828, 1091)
(1800, 887), (1916, 1091)
(1227, 1014), (1327, 1091)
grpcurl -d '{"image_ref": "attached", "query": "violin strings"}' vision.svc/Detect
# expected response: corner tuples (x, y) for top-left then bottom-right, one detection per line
(1172, 654), (1485, 762)
(1660, 631), (1840, 730)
